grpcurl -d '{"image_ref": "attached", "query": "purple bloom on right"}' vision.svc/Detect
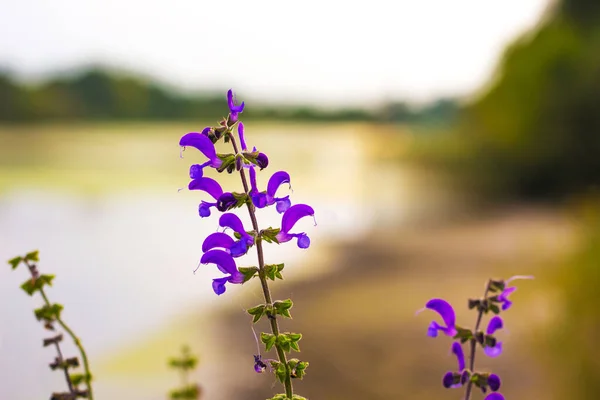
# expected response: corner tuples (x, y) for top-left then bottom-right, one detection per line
(227, 89), (245, 122)
(276, 204), (316, 249)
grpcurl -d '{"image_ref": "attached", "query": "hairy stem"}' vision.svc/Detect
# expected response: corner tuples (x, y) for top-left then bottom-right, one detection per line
(464, 280), (491, 400)
(25, 260), (94, 400)
(229, 132), (294, 398)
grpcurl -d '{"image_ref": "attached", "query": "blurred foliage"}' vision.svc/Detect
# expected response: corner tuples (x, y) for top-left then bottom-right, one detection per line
(545, 197), (600, 399)
(0, 67), (458, 124)
(459, 0), (600, 199)
(168, 345), (201, 400)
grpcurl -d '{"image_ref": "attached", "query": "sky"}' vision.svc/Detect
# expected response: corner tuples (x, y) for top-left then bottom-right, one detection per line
(0, 0), (552, 106)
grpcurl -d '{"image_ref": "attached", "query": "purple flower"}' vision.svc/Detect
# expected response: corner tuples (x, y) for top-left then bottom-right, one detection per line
(276, 204), (315, 249)
(488, 374), (501, 392)
(249, 169), (292, 213)
(420, 299), (458, 337)
(188, 175), (223, 217)
(180, 130), (223, 175)
(484, 316), (504, 357)
(256, 152), (269, 169)
(484, 393), (505, 400)
(216, 192), (238, 212)
(200, 250), (244, 295)
(497, 275), (534, 311)
(227, 89), (245, 122)
(442, 342), (468, 389)
(253, 354), (267, 373)
(219, 213), (255, 256)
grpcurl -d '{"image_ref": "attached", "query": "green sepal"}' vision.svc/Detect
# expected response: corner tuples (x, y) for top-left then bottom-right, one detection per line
(468, 299), (481, 310)
(289, 359), (309, 380)
(25, 250), (39, 262)
(488, 279), (506, 293)
(8, 256), (22, 270)
(277, 332), (302, 353)
(273, 299), (293, 319)
(34, 303), (64, 322)
(275, 362), (287, 383)
(233, 230), (255, 240)
(483, 334), (497, 348)
(292, 396), (308, 400)
(264, 263), (285, 281)
(261, 332), (276, 351)
(21, 274), (55, 296)
(453, 326), (474, 344)
(488, 303), (501, 314)
(261, 227), (281, 244)
(233, 192), (249, 208)
(238, 266), (258, 283)
(216, 153), (235, 173)
(247, 304), (267, 323)
(70, 373), (93, 386)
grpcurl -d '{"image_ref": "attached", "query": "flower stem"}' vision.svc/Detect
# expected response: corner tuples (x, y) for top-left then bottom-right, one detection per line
(229, 133), (294, 399)
(464, 280), (491, 400)
(24, 260), (94, 400)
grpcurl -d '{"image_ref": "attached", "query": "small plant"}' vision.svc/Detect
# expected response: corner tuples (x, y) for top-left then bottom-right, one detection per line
(418, 275), (533, 400)
(178, 89), (315, 400)
(168, 345), (201, 399)
(8, 250), (94, 400)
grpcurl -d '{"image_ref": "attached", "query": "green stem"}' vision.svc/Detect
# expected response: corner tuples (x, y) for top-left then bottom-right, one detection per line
(26, 261), (94, 400)
(464, 280), (491, 400)
(229, 132), (294, 399)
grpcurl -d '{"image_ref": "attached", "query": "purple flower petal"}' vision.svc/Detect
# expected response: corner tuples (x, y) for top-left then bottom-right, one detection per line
(217, 192), (237, 212)
(238, 122), (247, 151)
(488, 374), (501, 391)
(451, 342), (465, 371)
(425, 299), (457, 336)
(199, 201), (215, 217)
(202, 232), (235, 253)
(249, 166), (259, 193)
(189, 164), (203, 179)
(219, 213), (247, 236)
(427, 321), (441, 337)
(180, 132), (217, 161)
(275, 196), (291, 214)
(189, 177), (224, 200)
(487, 316), (504, 335)
(230, 239), (249, 257)
(227, 89), (245, 113)
(267, 171), (291, 199)
(297, 233), (310, 249)
(212, 276), (229, 295)
(256, 152), (269, 169)
(484, 341), (503, 358)
(442, 372), (454, 388)
(201, 250), (238, 275)
(484, 393), (505, 400)
(280, 204), (314, 234)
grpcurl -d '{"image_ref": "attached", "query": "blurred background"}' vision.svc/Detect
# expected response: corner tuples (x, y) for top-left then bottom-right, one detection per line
(1, 0), (599, 399)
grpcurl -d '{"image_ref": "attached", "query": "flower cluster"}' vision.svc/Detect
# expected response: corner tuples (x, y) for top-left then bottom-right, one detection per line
(418, 276), (533, 400)
(179, 90), (316, 296)
(179, 89), (315, 400)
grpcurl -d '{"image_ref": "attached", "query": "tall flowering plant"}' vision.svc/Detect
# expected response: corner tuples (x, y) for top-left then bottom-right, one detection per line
(418, 276), (532, 400)
(179, 90), (315, 400)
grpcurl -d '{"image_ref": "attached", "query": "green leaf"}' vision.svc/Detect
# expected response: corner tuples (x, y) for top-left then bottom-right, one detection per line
(453, 326), (473, 343)
(275, 362), (287, 383)
(8, 256), (22, 270)
(273, 299), (293, 319)
(261, 332), (276, 351)
(20, 274), (55, 296)
(268, 394), (288, 400)
(264, 264), (285, 281)
(291, 360), (309, 380)
(238, 266), (258, 283)
(489, 303), (500, 314)
(25, 250), (39, 262)
(69, 373), (92, 386)
(247, 304), (266, 323)
(34, 303), (64, 322)
(261, 227), (281, 244)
